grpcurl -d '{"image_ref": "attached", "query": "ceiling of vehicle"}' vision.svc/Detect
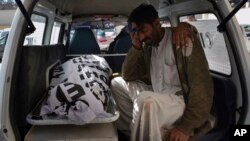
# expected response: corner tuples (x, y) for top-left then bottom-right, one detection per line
(48, 0), (165, 17)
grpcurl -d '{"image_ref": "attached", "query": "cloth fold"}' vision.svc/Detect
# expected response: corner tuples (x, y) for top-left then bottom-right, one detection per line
(40, 55), (112, 124)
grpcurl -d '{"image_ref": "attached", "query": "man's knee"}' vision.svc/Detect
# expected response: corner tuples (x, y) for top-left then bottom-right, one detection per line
(111, 77), (127, 94)
(136, 92), (156, 112)
(143, 96), (155, 112)
(111, 77), (124, 88)
(136, 91), (153, 102)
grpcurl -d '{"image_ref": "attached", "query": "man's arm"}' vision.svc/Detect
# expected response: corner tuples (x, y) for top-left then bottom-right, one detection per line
(122, 22), (197, 83)
(175, 35), (214, 136)
(122, 47), (148, 82)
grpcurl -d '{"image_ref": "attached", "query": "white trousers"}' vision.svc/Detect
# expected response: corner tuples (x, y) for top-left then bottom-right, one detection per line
(111, 77), (185, 141)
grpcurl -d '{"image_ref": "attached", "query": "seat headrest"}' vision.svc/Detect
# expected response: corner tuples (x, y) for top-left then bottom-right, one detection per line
(69, 28), (100, 54)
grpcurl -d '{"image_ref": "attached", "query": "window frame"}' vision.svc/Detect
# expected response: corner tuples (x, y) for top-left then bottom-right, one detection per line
(24, 12), (48, 46)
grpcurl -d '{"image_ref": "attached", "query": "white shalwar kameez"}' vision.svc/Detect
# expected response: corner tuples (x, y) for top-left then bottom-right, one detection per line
(111, 28), (185, 141)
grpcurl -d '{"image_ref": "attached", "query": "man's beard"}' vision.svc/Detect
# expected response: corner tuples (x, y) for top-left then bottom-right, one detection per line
(143, 29), (160, 47)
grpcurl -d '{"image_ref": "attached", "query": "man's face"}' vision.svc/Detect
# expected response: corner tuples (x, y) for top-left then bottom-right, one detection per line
(130, 21), (161, 47)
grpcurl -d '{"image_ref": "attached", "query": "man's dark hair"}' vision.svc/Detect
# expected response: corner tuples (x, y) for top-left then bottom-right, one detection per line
(128, 4), (159, 26)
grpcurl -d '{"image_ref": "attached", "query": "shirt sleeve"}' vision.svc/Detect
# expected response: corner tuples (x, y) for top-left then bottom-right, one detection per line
(122, 47), (148, 82)
(175, 35), (214, 136)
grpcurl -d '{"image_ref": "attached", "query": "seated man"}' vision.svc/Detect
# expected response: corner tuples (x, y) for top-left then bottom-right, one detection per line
(111, 4), (214, 141)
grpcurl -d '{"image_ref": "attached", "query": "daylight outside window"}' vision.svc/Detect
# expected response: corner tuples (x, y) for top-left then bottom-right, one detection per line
(180, 13), (232, 75)
(23, 14), (46, 45)
(50, 21), (62, 44)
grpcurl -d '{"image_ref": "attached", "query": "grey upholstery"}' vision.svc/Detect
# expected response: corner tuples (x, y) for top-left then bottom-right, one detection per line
(197, 77), (236, 141)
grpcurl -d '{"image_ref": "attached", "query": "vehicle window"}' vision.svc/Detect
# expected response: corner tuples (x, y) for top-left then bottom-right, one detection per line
(23, 14), (46, 45)
(180, 13), (231, 75)
(70, 30), (75, 42)
(0, 30), (9, 48)
(161, 19), (171, 27)
(228, 0), (250, 8)
(0, 31), (9, 62)
(237, 15), (250, 54)
(240, 25), (250, 37)
(0, 35), (8, 46)
(94, 28), (116, 50)
(70, 21), (122, 51)
(245, 26), (250, 37)
(0, 31), (9, 39)
(50, 21), (62, 44)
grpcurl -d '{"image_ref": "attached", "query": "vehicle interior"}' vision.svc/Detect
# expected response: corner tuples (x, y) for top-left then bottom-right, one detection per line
(4, 0), (250, 141)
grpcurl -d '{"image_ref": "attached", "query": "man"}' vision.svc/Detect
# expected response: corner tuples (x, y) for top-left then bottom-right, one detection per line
(111, 4), (214, 141)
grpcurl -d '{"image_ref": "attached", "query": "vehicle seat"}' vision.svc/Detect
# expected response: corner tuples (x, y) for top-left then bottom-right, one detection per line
(69, 28), (100, 54)
(112, 35), (132, 73)
(197, 77), (236, 141)
(13, 44), (67, 139)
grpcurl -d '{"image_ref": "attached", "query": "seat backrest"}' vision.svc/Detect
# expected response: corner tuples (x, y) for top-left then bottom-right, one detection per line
(112, 35), (132, 72)
(212, 77), (236, 129)
(69, 28), (100, 54)
(14, 44), (66, 128)
(196, 77), (236, 141)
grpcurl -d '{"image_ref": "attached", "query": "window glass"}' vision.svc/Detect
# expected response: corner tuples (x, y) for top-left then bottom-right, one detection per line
(0, 34), (8, 46)
(235, 5), (250, 53)
(0, 30), (9, 47)
(23, 14), (46, 45)
(70, 30), (75, 42)
(180, 13), (231, 75)
(94, 28), (116, 50)
(50, 21), (62, 44)
(0, 0), (17, 10)
(228, 0), (250, 8)
(240, 25), (250, 52)
(70, 21), (123, 51)
(161, 19), (171, 27)
(0, 30), (9, 62)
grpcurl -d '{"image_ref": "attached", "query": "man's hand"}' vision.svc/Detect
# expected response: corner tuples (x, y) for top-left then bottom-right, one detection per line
(165, 128), (189, 141)
(130, 32), (142, 50)
(172, 22), (195, 48)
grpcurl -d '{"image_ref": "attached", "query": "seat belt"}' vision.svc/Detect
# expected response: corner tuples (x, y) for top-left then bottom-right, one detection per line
(217, 0), (248, 32)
